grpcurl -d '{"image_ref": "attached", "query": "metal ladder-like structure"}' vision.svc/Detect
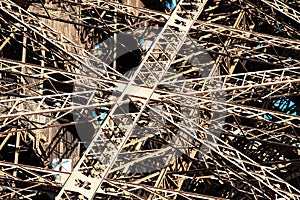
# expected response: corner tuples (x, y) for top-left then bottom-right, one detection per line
(56, 0), (208, 199)
(0, 0), (300, 199)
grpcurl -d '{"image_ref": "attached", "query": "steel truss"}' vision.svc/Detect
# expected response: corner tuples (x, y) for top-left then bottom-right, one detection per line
(0, 0), (299, 199)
